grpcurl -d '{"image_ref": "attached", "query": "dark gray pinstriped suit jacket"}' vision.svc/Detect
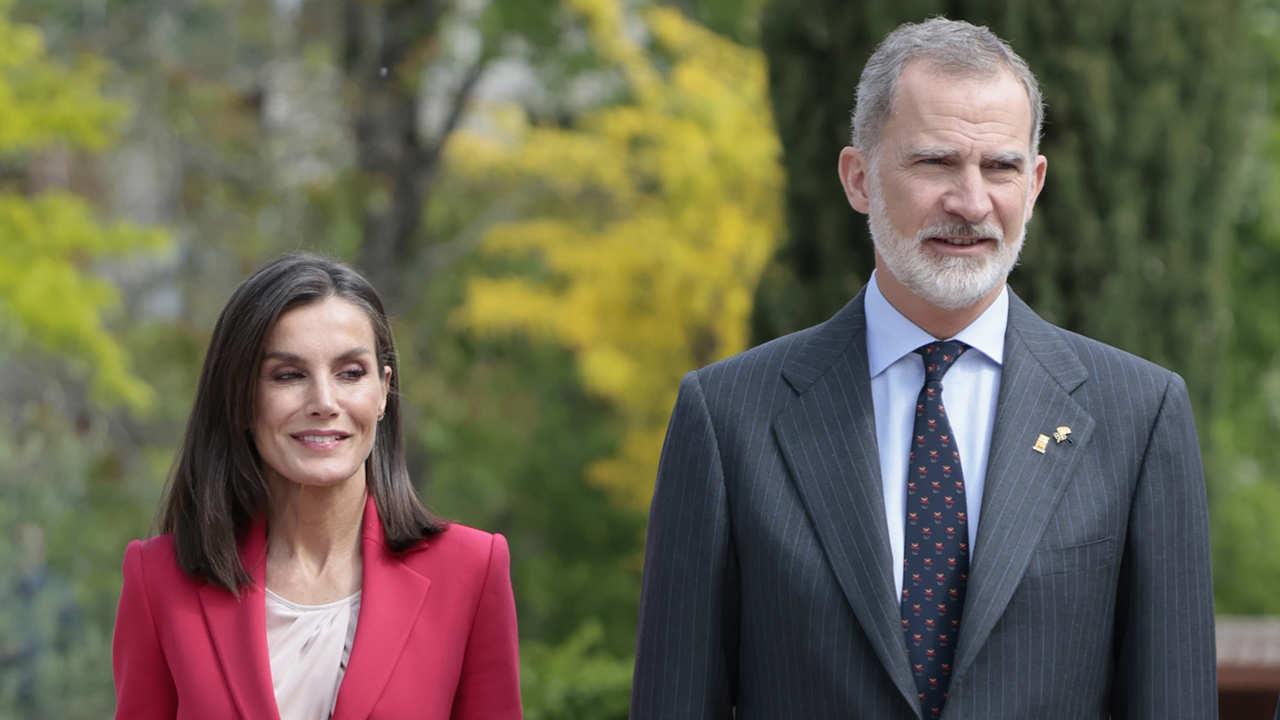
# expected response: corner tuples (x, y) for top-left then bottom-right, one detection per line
(631, 288), (1216, 719)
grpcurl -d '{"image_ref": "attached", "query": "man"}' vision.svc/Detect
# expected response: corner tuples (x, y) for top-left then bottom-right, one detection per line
(631, 18), (1215, 720)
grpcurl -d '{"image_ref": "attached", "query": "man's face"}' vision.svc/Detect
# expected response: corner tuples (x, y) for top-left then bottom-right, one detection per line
(841, 61), (1047, 312)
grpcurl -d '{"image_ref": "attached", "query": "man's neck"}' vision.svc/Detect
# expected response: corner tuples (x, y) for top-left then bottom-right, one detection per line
(873, 267), (1004, 339)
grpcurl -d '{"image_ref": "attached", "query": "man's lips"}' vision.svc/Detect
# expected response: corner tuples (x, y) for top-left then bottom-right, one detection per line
(928, 235), (994, 246)
(925, 235), (997, 253)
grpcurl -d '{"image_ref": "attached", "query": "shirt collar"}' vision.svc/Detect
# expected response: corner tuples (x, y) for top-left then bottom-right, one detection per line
(864, 269), (1008, 378)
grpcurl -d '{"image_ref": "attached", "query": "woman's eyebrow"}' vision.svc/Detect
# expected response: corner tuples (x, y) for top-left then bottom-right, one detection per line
(261, 347), (373, 363)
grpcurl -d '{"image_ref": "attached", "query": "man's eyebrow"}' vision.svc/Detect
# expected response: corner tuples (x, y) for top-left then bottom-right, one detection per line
(905, 147), (958, 161)
(983, 150), (1027, 167)
(902, 148), (1029, 168)
(261, 347), (374, 363)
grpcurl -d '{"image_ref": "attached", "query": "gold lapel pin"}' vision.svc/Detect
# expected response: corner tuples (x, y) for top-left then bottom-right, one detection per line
(1053, 425), (1072, 444)
(1033, 434), (1049, 454)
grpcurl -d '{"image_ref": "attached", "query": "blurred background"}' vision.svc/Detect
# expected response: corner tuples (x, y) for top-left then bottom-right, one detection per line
(0, 0), (1277, 717)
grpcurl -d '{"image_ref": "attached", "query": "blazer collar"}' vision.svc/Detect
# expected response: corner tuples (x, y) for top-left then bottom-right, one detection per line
(775, 287), (1095, 717)
(198, 513), (278, 720)
(199, 495), (433, 720)
(331, 495), (432, 720)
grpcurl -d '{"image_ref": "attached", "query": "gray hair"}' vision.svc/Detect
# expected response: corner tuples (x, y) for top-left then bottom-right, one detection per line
(852, 18), (1044, 158)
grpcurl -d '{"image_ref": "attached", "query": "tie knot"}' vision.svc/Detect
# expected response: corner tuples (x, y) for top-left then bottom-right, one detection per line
(915, 340), (969, 383)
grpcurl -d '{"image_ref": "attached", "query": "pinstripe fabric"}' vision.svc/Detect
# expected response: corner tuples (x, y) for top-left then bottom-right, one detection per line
(631, 288), (1216, 719)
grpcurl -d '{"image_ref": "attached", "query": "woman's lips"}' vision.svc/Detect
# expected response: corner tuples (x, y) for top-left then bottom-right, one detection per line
(291, 431), (350, 450)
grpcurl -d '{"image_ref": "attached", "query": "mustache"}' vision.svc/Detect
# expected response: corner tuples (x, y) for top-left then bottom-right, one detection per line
(918, 223), (1003, 241)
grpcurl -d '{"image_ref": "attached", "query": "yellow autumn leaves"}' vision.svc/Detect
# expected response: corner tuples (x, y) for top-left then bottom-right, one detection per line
(0, 0), (166, 411)
(451, 0), (781, 510)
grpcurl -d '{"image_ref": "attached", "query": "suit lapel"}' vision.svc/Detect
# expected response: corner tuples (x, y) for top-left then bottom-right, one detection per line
(331, 496), (432, 720)
(951, 293), (1095, 682)
(199, 515), (280, 720)
(773, 291), (921, 715)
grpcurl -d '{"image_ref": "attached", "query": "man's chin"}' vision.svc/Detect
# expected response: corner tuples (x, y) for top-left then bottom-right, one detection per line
(902, 265), (1006, 311)
(873, 231), (1019, 312)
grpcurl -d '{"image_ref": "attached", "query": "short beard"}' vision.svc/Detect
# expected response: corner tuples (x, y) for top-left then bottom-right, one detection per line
(867, 177), (1027, 311)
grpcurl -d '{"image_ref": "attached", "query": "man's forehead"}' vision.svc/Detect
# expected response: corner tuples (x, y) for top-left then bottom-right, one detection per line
(884, 61), (1035, 149)
(891, 60), (1030, 114)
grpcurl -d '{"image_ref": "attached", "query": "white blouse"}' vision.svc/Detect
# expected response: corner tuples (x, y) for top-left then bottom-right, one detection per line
(265, 588), (361, 720)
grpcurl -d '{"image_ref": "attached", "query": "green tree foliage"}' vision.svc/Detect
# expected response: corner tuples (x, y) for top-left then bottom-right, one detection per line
(0, 0), (164, 410)
(340, 0), (566, 305)
(520, 620), (633, 720)
(664, 0), (768, 43)
(0, 406), (132, 719)
(1207, 8), (1280, 614)
(0, 2), (167, 714)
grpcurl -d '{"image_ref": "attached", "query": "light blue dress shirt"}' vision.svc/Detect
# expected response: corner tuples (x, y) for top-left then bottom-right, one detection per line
(864, 271), (1007, 599)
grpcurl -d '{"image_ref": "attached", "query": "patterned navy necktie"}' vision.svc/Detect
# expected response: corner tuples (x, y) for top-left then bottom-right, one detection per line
(901, 340), (970, 718)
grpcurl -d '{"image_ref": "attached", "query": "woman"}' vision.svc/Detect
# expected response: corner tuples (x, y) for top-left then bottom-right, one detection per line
(112, 253), (521, 719)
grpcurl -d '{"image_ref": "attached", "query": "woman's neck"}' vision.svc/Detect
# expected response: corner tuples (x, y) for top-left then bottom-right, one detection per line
(264, 474), (366, 604)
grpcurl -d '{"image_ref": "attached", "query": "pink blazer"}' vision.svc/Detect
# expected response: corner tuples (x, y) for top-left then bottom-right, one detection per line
(112, 496), (522, 719)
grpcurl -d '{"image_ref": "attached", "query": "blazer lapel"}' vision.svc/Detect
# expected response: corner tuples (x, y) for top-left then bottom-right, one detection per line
(773, 291), (921, 716)
(951, 293), (1096, 682)
(198, 515), (280, 720)
(331, 496), (432, 720)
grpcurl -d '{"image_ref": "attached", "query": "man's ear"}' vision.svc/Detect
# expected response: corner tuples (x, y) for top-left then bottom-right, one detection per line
(1026, 154), (1047, 217)
(838, 146), (873, 215)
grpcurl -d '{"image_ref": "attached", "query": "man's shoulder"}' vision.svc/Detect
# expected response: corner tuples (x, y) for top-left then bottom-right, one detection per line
(691, 293), (865, 389)
(689, 319), (831, 392)
(1042, 322), (1181, 385)
(1010, 293), (1183, 387)
(1015, 310), (1187, 423)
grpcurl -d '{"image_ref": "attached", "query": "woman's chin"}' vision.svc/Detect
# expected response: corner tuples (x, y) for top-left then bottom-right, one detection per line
(268, 466), (366, 492)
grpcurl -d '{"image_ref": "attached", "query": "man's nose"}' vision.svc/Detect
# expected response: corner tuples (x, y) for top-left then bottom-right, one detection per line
(941, 167), (993, 224)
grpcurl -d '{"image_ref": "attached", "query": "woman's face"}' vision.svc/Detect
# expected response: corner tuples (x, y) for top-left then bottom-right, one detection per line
(252, 296), (390, 492)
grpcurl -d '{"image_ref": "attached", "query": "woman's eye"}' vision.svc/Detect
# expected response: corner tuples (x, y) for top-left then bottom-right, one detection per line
(273, 370), (303, 381)
(340, 368), (367, 380)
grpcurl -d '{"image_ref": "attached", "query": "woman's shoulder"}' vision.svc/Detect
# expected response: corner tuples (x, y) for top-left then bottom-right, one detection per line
(121, 534), (200, 590)
(401, 523), (510, 576)
(124, 532), (176, 562)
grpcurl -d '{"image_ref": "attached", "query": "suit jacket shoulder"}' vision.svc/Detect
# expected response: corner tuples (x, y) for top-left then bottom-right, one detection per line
(1006, 292), (1188, 433)
(688, 294), (865, 438)
(699, 295), (861, 386)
